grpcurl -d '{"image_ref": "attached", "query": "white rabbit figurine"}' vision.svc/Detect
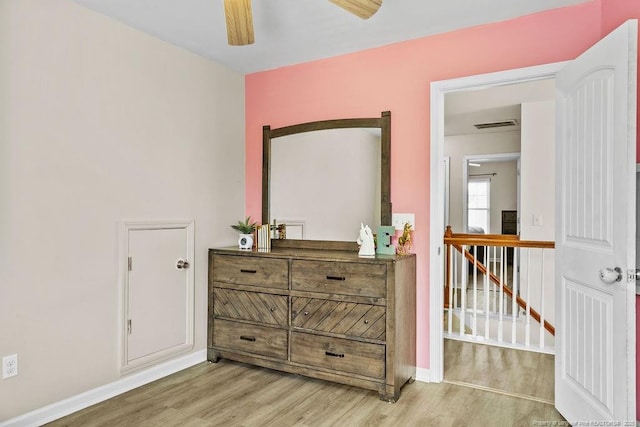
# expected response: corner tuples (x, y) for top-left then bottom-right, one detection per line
(357, 223), (376, 257)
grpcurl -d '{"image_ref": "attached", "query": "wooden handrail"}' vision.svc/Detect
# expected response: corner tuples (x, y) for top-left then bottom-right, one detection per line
(443, 226), (555, 336)
(445, 237), (554, 249)
(444, 225), (554, 249)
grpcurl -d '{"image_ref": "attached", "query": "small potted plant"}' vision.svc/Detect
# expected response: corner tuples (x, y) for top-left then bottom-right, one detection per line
(232, 216), (258, 249)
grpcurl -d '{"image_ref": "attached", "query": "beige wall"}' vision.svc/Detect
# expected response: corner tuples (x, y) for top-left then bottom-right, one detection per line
(520, 100), (556, 241)
(0, 0), (245, 420)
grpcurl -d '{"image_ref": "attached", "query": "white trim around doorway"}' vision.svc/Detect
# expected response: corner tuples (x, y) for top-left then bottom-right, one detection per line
(428, 61), (567, 383)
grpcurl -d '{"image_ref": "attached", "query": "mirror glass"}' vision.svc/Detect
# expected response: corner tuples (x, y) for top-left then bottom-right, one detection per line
(270, 128), (381, 241)
(263, 112), (391, 243)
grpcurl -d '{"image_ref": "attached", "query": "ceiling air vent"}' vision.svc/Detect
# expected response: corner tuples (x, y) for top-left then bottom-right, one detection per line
(473, 119), (518, 130)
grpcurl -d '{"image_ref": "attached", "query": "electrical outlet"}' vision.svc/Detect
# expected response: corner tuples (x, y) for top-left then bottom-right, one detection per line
(2, 354), (18, 379)
(392, 213), (415, 231)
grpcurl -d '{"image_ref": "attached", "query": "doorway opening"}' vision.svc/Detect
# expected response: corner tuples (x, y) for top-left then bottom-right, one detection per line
(431, 20), (637, 422)
(429, 62), (565, 388)
(437, 75), (556, 402)
(461, 153), (521, 235)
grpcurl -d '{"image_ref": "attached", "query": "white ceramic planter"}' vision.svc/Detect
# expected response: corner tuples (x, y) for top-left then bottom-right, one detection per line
(238, 233), (253, 249)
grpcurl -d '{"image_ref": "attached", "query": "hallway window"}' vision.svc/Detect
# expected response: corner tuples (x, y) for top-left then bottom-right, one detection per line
(468, 178), (490, 232)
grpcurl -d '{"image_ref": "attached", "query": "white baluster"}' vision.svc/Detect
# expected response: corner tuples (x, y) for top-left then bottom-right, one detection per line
(525, 248), (531, 348)
(460, 245), (467, 336)
(539, 248), (545, 349)
(498, 246), (504, 343)
(484, 246), (490, 340)
(511, 246), (518, 344)
(472, 245), (478, 337)
(491, 246), (497, 314)
(448, 244), (454, 335)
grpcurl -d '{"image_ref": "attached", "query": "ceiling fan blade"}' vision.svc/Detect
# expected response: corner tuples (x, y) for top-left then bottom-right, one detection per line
(224, 0), (255, 46)
(328, 0), (382, 19)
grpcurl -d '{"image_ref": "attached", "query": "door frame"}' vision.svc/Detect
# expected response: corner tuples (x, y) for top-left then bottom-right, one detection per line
(429, 62), (566, 382)
(444, 156), (450, 228)
(462, 152), (521, 234)
(118, 219), (195, 374)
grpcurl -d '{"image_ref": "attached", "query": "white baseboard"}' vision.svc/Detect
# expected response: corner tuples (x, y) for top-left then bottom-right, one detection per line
(415, 367), (431, 383)
(1, 350), (207, 427)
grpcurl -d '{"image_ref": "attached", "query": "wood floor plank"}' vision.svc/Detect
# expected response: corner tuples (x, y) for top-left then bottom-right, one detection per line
(443, 338), (555, 402)
(47, 356), (564, 426)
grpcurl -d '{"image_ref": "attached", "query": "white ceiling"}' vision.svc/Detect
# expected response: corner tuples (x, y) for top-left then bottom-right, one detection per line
(72, 0), (589, 74)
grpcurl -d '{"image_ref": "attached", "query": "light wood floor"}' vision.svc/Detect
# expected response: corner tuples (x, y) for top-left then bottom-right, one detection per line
(444, 339), (555, 404)
(48, 350), (564, 426)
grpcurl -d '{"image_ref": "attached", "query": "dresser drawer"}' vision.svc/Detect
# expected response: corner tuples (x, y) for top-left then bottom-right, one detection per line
(214, 288), (288, 327)
(213, 255), (288, 289)
(292, 297), (385, 340)
(290, 332), (385, 379)
(291, 260), (386, 298)
(213, 319), (288, 359)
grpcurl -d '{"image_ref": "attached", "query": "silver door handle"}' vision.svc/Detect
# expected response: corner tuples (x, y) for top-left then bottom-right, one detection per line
(176, 259), (190, 270)
(599, 267), (622, 284)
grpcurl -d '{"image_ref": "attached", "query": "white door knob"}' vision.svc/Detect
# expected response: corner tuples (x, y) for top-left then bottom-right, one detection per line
(599, 267), (622, 284)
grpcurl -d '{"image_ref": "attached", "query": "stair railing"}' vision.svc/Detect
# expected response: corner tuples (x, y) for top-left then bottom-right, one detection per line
(444, 225), (555, 352)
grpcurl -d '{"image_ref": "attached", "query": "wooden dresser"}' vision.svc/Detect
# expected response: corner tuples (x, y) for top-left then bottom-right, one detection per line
(207, 246), (416, 402)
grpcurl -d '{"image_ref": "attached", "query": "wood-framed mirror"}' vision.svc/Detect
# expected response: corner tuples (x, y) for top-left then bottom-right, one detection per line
(262, 111), (391, 247)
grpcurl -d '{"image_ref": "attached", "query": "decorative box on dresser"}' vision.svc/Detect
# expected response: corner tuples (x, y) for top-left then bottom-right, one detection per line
(207, 244), (416, 402)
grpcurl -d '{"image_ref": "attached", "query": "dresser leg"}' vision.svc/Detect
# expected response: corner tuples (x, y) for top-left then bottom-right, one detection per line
(407, 376), (416, 384)
(379, 392), (398, 403)
(207, 348), (220, 363)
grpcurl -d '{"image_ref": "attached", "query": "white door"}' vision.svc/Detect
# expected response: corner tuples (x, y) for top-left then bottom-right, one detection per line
(122, 221), (194, 371)
(555, 20), (636, 422)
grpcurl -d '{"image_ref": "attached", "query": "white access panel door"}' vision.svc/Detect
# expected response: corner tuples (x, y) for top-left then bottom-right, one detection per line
(555, 20), (636, 422)
(122, 221), (194, 371)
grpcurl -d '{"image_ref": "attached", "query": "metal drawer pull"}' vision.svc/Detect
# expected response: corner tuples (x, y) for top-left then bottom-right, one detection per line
(326, 275), (346, 281)
(325, 351), (345, 358)
(240, 335), (256, 342)
(270, 308), (276, 312)
(364, 320), (369, 324)
(240, 269), (257, 274)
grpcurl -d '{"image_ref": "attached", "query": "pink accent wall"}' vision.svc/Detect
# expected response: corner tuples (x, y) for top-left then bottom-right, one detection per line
(601, 0), (640, 164)
(246, 0), (640, 415)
